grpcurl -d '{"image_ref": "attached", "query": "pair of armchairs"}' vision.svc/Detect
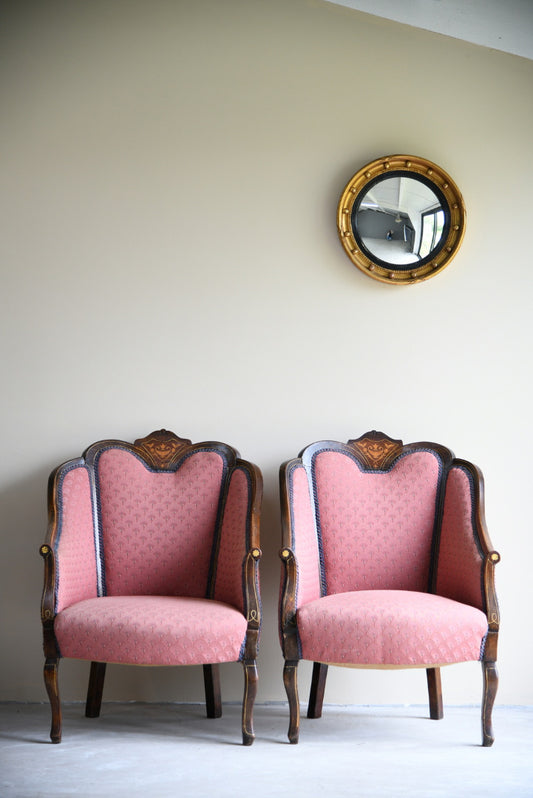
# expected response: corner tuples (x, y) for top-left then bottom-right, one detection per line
(40, 429), (500, 747)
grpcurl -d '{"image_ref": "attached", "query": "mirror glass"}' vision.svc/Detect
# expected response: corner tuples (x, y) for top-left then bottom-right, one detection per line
(337, 155), (466, 285)
(353, 173), (449, 268)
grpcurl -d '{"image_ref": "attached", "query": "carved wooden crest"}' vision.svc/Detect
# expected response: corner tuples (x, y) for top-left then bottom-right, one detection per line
(347, 430), (403, 470)
(133, 429), (192, 469)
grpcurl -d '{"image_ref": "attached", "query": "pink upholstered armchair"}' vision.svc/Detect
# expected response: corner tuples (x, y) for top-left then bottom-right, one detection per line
(279, 431), (500, 746)
(40, 430), (262, 745)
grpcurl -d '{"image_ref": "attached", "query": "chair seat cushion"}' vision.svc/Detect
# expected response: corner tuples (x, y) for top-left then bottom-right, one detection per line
(54, 596), (248, 666)
(297, 590), (488, 667)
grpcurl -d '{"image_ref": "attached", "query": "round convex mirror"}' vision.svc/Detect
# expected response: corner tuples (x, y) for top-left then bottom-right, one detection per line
(337, 155), (466, 284)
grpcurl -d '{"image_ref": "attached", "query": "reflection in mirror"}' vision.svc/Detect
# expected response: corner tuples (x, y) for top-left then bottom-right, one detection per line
(337, 156), (466, 285)
(354, 174), (448, 266)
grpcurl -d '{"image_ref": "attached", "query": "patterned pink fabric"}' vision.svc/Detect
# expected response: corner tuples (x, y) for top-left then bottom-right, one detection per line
(297, 590), (488, 666)
(436, 466), (484, 611)
(313, 451), (440, 593)
(97, 449), (224, 597)
(55, 467), (98, 613)
(291, 465), (321, 607)
(54, 596), (247, 665)
(214, 468), (248, 610)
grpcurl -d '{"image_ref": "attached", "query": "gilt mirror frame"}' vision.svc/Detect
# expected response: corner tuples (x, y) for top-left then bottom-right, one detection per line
(337, 155), (466, 285)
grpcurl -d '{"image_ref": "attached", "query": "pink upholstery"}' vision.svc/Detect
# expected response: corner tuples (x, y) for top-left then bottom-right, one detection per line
(437, 466), (484, 611)
(214, 467), (249, 610)
(290, 465), (322, 607)
(313, 450), (440, 593)
(297, 590), (488, 666)
(55, 467), (98, 613)
(97, 449), (224, 597)
(54, 596), (248, 665)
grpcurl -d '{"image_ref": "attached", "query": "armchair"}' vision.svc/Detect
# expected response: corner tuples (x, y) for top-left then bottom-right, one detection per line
(279, 431), (500, 746)
(40, 430), (262, 745)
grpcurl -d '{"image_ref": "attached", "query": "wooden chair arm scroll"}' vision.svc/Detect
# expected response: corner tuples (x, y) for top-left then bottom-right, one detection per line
(39, 544), (56, 622)
(279, 547), (299, 661)
(242, 547), (262, 660)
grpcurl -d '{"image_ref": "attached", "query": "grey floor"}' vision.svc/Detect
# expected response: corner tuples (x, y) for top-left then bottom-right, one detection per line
(1, 703), (531, 798)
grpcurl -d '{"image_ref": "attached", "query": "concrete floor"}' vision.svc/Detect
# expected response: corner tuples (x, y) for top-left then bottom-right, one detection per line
(1, 703), (531, 798)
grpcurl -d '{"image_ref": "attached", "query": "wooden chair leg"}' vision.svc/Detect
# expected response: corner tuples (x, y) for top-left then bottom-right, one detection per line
(426, 667), (443, 720)
(308, 662), (328, 719)
(242, 660), (258, 746)
(44, 657), (62, 743)
(203, 664), (222, 719)
(86, 661), (107, 718)
(482, 661), (498, 746)
(283, 660), (300, 744)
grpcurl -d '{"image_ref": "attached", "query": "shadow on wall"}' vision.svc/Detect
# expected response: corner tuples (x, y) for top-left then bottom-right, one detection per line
(0, 463), (57, 696)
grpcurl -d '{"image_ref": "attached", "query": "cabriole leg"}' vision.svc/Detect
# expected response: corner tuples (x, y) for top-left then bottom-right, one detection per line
(203, 664), (222, 719)
(44, 657), (62, 743)
(86, 661), (107, 718)
(242, 660), (258, 746)
(308, 662), (328, 719)
(426, 667), (443, 720)
(283, 659), (300, 744)
(482, 661), (498, 746)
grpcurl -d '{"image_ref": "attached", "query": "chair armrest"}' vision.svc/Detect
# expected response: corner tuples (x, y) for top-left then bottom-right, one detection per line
(436, 462), (500, 630)
(279, 461), (322, 608)
(41, 461), (99, 617)
(214, 462), (262, 621)
(279, 459), (323, 661)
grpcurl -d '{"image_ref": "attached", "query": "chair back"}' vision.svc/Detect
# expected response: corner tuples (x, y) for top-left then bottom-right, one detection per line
(50, 430), (255, 612)
(283, 432), (456, 599)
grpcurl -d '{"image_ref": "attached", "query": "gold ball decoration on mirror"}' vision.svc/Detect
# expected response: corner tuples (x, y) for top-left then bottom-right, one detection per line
(337, 155), (466, 285)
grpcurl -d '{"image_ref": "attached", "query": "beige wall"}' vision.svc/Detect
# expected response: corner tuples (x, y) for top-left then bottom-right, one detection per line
(2, 0), (532, 707)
